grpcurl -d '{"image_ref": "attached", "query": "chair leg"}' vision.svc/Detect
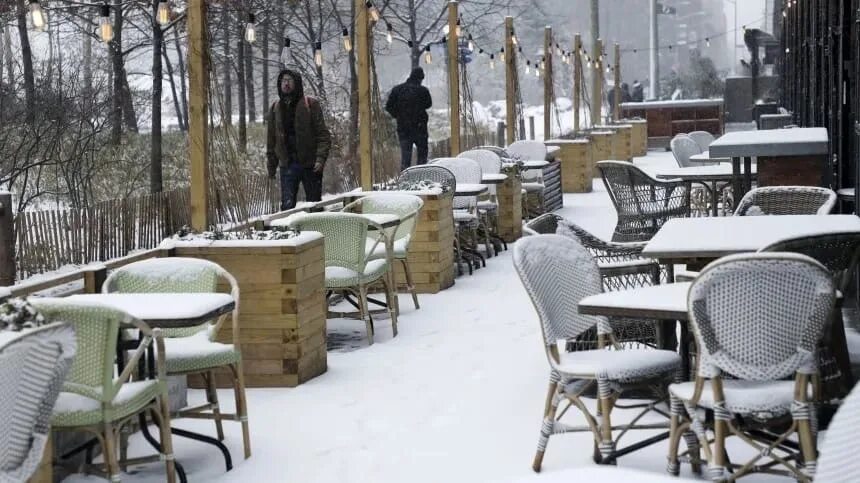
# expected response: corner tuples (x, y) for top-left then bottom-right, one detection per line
(400, 259), (420, 310)
(381, 276), (398, 338)
(666, 397), (683, 476)
(156, 396), (178, 483)
(101, 422), (121, 483)
(358, 285), (374, 345)
(230, 363), (252, 459)
(532, 380), (559, 472)
(597, 381), (616, 463)
(206, 371), (225, 441)
(795, 376), (817, 480)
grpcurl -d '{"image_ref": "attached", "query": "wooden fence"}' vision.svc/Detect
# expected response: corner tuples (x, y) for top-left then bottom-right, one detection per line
(13, 173), (278, 281)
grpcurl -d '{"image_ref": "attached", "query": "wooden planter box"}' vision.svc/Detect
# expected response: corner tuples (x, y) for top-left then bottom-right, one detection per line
(621, 99), (724, 149)
(545, 139), (592, 193)
(624, 119), (648, 156)
(497, 166), (523, 242)
(595, 124), (632, 161)
(587, 130), (614, 176)
(171, 234), (327, 388)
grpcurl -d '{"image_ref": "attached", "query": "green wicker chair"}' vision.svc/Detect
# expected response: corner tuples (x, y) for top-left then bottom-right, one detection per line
(343, 193), (424, 310)
(102, 257), (251, 460)
(28, 298), (177, 483)
(289, 212), (395, 345)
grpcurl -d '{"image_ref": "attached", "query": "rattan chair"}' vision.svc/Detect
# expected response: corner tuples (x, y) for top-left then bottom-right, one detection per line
(29, 298), (178, 483)
(507, 140), (547, 218)
(687, 131), (716, 152)
(670, 134), (703, 168)
(397, 165), (457, 193)
(597, 161), (692, 242)
(103, 257), (251, 459)
(433, 157), (492, 264)
(734, 186), (837, 216)
(0, 322), (76, 482)
(343, 193), (424, 310)
(458, 149), (507, 253)
(289, 212), (395, 345)
(667, 253), (835, 481)
(514, 235), (682, 471)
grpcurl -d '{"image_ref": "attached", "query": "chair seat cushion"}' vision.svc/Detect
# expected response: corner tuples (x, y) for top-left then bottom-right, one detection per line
(670, 380), (796, 418)
(556, 348), (680, 382)
(477, 200), (498, 211)
(522, 183), (545, 193)
(325, 259), (388, 288)
(52, 380), (164, 427)
(366, 237), (409, 260)
(163, 330), (241, 374)
(453, 210), (478, 224)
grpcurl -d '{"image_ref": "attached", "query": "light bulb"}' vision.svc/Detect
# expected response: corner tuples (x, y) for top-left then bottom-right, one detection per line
(500, 48), (505, 63)
(280, 37), (292, 65)
(467, 34), (474, 52)
(525, 62), (530, 74)
(245, 13), (256, 43)
(99, 4), (113, 43)
(29, 0), (46, 31)
(535, 68), (540, 78)
(489, 54), (495, 70)
(157, 1), (170, 26)
(424, 46), (432, 64)
(314, 42), (323, 67)
(511, 32), (517, 45)
(342, 28), (352, 52)
(455, 19), (461, 37)
(443, 24), (450, 35)
(386, 22), (393, 44)
(366, 1), (380, 22)
(706, 38), (710, 47)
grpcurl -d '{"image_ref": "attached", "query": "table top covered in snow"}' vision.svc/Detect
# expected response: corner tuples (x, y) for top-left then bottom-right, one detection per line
(653, 164), (757, 181)
(544, 138), (590, 145)
(642, 215), (860, 262)
(481, 173), (508, 184)
(68, 293), (235, 328)
(454, 184), (489, 197)
(578, 282), (691, 321)
(621, 98), (724, 109)
(708, 127), (829, 158)
(359, 213), (401, 229)
(689, 152), (731, 163)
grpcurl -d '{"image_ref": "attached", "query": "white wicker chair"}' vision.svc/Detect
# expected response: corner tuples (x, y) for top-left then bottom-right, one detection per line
(0, 323), (76, 483)
(670, 134), (703, 168)
(514, 234), (682, 471)
(734, 186), (838, 216)
(667, 253), (835, 481)
(507, 140), (547, 218)
(688, 131), (716, 152)
(433, 157), (494, 261)
(458, 149), (506, 253)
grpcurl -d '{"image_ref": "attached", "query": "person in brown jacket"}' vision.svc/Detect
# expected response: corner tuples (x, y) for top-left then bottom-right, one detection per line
(267, 69), (332, 210)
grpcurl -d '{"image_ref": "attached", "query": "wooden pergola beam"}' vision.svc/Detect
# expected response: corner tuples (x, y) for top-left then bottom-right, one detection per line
(188, 0), (209, 230)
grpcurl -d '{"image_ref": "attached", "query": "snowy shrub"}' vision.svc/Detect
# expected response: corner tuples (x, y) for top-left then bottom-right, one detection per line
(0, 298), (47, 332)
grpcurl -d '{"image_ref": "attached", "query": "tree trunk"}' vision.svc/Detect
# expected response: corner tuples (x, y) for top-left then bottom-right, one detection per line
(16, 1), (35, 124)
(151, 13), (164, 193)
(3, 25), (14, 85)
(408, 0), (419, 70)
(237, 36), (247, 152)
(173, 32), (189, 130)
(121, 68), (138, 132)
(83, 15), (92, 95)
(163, 43), (185, 131)
(222, 7), (232, 125)
(261, 2), (269, 120)
(110, 0), (124, 144)
(245, 40), (256, 122)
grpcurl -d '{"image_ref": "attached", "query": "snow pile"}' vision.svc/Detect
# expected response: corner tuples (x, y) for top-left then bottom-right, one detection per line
(0, 297), (47, 332)
(170, 225), (300, 241)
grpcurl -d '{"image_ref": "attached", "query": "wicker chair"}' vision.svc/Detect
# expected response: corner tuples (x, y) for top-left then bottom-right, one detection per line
(507, 140), (547, 218)
(670, 134), (703, 168)
(343, 193), (424, 310)
(103, 257), (251, 459)
(687, 131), (716, 152)
(473, 145), (512, 160)
(433, 157), (492, 265)
(514, 235), (682, 471)
(397, 165), (457, 193)
(734, 186), (837, 216)
(0, 322), (76, 482)
(458, 149), (506, 253)
(29, 298), (178, 483)
(667, 253), (834, 481)
(289, 212), (395, 345)
(597, 161), (692, 242)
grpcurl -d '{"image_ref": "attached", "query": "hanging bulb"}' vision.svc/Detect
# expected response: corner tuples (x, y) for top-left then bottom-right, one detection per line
(467, 34), (474, 52)
(424, 45), (432, 64)
(99, 4), (113, 43)
(535, 67), (540, 78)
(342, 28), (352, 52)
(280, 37), (292, 65)
(314, 41), (323, 67)
(455, 18), (462, 37)
(489, 54), (495, 70)
(511, 31), (518, 46)
(245, 13), (256, 43)
(500, 47), (505, 63)
(443, 24), (450, 35)
(366, 1), (380, 22)
(157, 1), (170, 26)
(525, 60), (530, 74)
(705, 38), (710, 47)
(556, 43), (562, 56)
(29, 0), (47, 31)
(386, 22), (393, 44)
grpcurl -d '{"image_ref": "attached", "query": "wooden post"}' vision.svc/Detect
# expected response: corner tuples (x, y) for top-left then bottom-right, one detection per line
(504, 16), (515, 146)
(573, 34), (581, 134)
(188, 0), (209, 230)
(83, 265), (107, 294)
(447, 1), (461, 155)
(356, 0), (373, 189)
(613, 43), (621, 121)
(591, 38), (603, 127)
(543, 26), (552, 140)
(496, 121), (505, 146)
(0, 192), (13, 286)
(528, 116), (535, 140)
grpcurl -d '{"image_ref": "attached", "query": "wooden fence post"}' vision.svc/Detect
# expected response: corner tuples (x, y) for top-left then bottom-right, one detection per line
(356, 0), (373, 188)
(497, 121), (506, 146)
(528, 116), (535, 140)
(592, 38), (603, 127)
(0, 192), (14, 286)
(83, 265), (107, 294)
(573, 34), (581, 133)
(613, 42), (621, 121)
(504, 16), (516, 146)
(447, 1), (461, 155)
(188, 0), (210, 230)
(543, 26), (553, 139)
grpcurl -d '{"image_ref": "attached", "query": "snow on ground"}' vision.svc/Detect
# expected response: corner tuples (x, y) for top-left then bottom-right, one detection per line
(63, 149), (783, 483)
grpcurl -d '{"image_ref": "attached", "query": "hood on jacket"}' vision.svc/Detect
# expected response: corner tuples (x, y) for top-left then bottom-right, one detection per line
(406, 67), (425, 85)
(277, 69), (305, 100)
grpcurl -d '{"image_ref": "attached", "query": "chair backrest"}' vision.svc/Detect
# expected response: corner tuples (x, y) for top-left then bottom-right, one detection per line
(734, 186), (838, 216)
(27, 298), (126, 402)
(0, 323), (75, 481)
(687, 131), (715, 152)
(104, 257), (220, 294)
(473, 145), (511, 159)
(513, 234), (610, 347)
(397, 165), (456, 198)
(432, 157), (482, 210)
(687, 253), (834, 381)
(351, 194), (424, 245)
(288, 212), (373, 275)
(459, 149), (502, 197)
(597, 160), (689, 215)
(523, 213), (563, 236)
(815, 381), (860, 481)
(670, 134), (702, 168)
(760, 232), (860, 293)
(507, 140), (547, 161)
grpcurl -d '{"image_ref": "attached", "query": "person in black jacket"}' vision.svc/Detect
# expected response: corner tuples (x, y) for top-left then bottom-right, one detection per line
(385, 67), (432, 171)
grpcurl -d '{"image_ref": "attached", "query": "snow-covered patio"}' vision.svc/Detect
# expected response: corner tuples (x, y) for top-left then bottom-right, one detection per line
(65, 150), (785, 483)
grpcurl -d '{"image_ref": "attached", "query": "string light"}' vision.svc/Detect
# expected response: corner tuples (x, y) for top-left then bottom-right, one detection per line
(29, 0), (47, 31)
(342, 28), (352, 52)
(424, 45), (432, 64)
(314, 41), (323, 67)
(99, 4), (113, 43)
(157, 1), (170, 26)
(456, 18), (462, 37)
(705, 37), (710, 47)
(245, 13), (256, 43)
(366, 1), (380, 22)
(467, 34), (474, 52)
(489, 53), (495, 70)
(386, 21), (393, 44)
(280, 37), (292, 65)
(511, 30), (518, 46)
(525, 60), (531, 74)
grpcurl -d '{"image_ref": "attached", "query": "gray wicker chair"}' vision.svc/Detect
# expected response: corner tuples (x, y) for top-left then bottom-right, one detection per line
(397, 165), (457, 194)
(459, 149), (507, 253)
(670, 135), (703, 168)
(734, 186), (837, 216)
(687, 131), (716, 152)
(597, 161), (692, 242)
(507, 140), (547, 218)
(514, 234), (682, 471)
(0, 323), (76, 482)
(667, 253), (835, 481)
